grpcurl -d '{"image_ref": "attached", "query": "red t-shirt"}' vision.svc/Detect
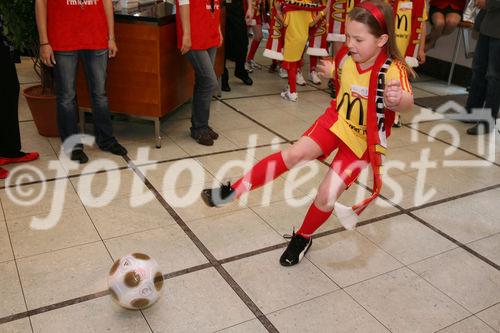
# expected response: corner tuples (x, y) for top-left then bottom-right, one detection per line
(176, 0), (221, 50)
(47, 0), (108, 51)
(429, 0), (466, 11)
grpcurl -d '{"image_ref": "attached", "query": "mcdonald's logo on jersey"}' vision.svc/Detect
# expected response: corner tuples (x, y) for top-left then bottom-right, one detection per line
(337, 93), (364, 126)
(395, 14), (409, 31)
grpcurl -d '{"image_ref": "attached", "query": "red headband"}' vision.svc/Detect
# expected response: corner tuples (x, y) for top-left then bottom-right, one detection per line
(357, 2), (387, 33)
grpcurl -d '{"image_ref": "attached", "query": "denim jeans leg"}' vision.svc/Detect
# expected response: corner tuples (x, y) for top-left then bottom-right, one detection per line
(186, 47), (218, 133)
(81, 49), (116, 148)
(465, 33), (489, 114)
(485, 36), (500, 120)
(54, 51), (80, 149)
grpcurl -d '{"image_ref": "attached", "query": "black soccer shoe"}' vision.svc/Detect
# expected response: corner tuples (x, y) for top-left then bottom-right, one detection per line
(280, 232), (312, 267)
(201, 182), (236, 207)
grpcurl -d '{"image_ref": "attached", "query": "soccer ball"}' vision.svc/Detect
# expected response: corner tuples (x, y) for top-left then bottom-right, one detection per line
(108, 253), (164, 310)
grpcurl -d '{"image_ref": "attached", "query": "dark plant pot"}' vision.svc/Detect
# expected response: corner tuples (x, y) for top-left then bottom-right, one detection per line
(23, 85), (59, 137)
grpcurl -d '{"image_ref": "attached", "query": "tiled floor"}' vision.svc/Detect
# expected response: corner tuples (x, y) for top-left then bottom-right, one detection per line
(1, 49), (499, 333)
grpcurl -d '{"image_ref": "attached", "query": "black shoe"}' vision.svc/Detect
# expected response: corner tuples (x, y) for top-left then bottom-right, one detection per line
(101, 142), (128, 156)
(467, 122), (492, 135)
(279, 232), (312, 267)
(268, 62), (278, 73)
(191, 131), (214, 146)
(328, 79), (336, 98)
(70, 149), (89, 164)
(222, 81), (231, 92)
(207, 127), (219, 140)
(235, 72), (253, 86)
(201, 181), (236, 207)
(392, 118), (402, 128)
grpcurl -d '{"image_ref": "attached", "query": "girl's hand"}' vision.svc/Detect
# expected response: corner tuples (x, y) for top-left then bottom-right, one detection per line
(245, 8), (254, 24)
(417, 48), (426, 64)
(317, 59), (335, 79)
(181, 33), (192, 55)
(39, 44), (56, 67)
(384, 79), (403, 109)
(218, 26), (224, 46)
(108, 40), (118, 58)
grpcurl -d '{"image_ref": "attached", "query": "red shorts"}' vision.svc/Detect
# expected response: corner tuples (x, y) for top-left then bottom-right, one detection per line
(303, 104), (369, 187)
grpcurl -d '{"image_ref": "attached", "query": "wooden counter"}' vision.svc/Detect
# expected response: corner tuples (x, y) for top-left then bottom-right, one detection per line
(76, 1), (224, 147)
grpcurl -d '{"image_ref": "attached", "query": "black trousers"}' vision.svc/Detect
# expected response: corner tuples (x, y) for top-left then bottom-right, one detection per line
(222, 0), (248, 83)
(0, 41), (22, 156)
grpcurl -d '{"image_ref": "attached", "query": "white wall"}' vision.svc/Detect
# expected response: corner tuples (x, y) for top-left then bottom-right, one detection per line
(424, 22), (478, 68)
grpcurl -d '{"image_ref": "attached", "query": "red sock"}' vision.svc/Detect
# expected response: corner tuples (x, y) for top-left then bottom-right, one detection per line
(247, 39), (261, 61)
(288, 62), (297, 93)
(232, 152), (288, 198)
(296, 203), (333, 238)
(0, 167), (8, 179)
(310, 56), (318, 72)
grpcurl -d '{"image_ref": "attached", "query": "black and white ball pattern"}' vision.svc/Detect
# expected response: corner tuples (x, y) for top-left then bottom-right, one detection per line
(108, 253), (164, 310)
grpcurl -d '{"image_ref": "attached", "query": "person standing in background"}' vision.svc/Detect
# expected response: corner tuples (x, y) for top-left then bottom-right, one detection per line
(222, 0), (253, 92)
(176, 0), (224, 146)
(0, 16), (39, 179)
(35, 0), (127, 164)
(465, 0), (500, 135)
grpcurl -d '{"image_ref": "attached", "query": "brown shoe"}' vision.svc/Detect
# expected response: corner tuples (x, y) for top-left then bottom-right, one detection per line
(191, 131), (214, 146)
(207, 127), (219, 140)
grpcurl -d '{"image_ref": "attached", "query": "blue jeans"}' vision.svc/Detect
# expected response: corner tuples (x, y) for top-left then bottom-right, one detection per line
(54, 49), (116, 150)
(185, 47), (218, 134)
(465, 33), (500, 120)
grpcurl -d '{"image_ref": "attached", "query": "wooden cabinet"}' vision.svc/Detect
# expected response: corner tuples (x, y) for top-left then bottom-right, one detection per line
(76, 3), (224, 147)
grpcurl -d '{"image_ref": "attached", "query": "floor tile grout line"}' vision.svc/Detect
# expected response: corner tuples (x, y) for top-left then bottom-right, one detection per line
(66, 174), (118, 262)
(0, 142), (287, 191)
(351, 229), (480, 323)
(2, 128), (498, 325)
(469, 301), (500, 332)
(406, 212), (500, 271)
(138, 311), (154, 333)
(0, 199), (35, 332)
(0, 290), (110, 325)
(404, 124), (500, 167)
(354, 178), (500, 272)
(299, 252), (394, 332)
(406, 183), (500, 213)
(124, 155), (280, 333)
(432, 314), (484, 333)
(0, 179), (496, 326)
(216, 98), (295, 144)
(0, 262), (212, 326)
(348, 115), (500, 269)
(404, 263), (480, 320)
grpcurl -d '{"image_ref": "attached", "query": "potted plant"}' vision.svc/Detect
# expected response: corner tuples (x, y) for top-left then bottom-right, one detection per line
(0, 0), (58, 137)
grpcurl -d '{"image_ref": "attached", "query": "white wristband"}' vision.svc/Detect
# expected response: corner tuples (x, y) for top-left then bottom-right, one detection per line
(178, 0), (189, 5)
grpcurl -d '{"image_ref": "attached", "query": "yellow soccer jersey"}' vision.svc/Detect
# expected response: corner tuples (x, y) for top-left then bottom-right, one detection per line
(395, 0), (428, 56)
(283, 10), (314, 61)
(330, 56), (412, 158)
